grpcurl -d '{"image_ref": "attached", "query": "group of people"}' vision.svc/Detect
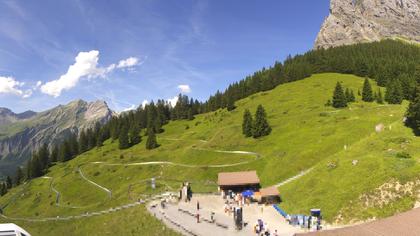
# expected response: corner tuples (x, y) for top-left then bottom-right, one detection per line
(179, 182), (192, 202)
(287, 214), (321, 231)
(253, 219), (279, 236)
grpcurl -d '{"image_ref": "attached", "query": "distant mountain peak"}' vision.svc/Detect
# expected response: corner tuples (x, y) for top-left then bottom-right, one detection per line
(315, 0), (420, 49)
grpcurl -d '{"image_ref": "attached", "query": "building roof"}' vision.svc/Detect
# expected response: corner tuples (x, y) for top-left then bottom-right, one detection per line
(217, 171), (260, 186)
(0, 223), (31, 236)
(296, 207), (420, 236)
(260, 186), (279, 197)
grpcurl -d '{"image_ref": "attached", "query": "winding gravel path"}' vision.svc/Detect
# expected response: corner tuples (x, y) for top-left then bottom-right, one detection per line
(0, 140), (262, 222)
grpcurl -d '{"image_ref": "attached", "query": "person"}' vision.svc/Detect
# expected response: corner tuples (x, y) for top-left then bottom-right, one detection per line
(211, 212), (215, 223)
(273, 230), (279, 236)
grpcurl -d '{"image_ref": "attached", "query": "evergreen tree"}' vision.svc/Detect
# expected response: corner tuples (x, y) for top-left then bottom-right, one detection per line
(332, 82), (347, 108)
(30, 154), (43, 178)
(362, 78), (374, 102)
(0, 183), (6, 196)
(406, 86), (420, 135)
(349, 90), (356, 102)
(78, 130), (88, 153)
(253, 105), (272, 138)
(118, 124), (130, 149)
(6, 176), (12, 189)
(385, 80), (403, 104)
(146, 128), (159, 150)
(242, 109), (253, 137)
(226, 96), (235, 111)
(129, 124), (141, 146)
(15, 167), (23, 186)
(50, 146), (59, 163)
(376, 89), (384, 104)
(59, 141), (72, 162)
(38, 144), (49, 171)
(345, 88), (351, 103)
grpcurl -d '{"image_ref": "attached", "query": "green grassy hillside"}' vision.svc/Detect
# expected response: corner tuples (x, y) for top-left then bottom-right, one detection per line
(1, 73), (419, 235)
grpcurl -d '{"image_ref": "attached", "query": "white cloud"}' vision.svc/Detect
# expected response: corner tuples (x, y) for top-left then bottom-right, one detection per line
(122, 104), (136, 112)
(167, 96), (178, 107)
(36, 81), (42, 87)
(41, 50), (140, 97)
(0, 76), (31, 98)
(117, 57), (139, 68)
(141, 100), (149, 108)
(178, 84), (191, 93)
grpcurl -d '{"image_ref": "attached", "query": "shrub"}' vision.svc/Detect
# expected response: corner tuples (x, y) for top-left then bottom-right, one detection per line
(395, 152), (411, 159)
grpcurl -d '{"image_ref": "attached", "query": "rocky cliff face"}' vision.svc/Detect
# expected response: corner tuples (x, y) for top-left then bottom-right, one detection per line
(0, 100), (115, 177)
(315, 0), (420, 49)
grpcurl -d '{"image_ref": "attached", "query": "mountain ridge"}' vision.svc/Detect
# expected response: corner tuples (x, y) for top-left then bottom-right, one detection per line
(0, 99), (115, 177)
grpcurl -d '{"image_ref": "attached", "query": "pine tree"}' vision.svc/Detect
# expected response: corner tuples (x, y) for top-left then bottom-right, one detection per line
(78, 130), (88, 153)
(385, 80), (403, 104)
(345, 88), (351, 103)
(50, 146), (59, 163)
(146, 128), (159, 150)
(242, 109), (253, 137)
(226, 96), (235, 111)
(59, 141), (72, 162)
(406, 86), (420, 135)
(376, 89), (384, 104)
(129, 124), (141, 146)
(362, 78), (374, 102)
(6, 176), (12, 189)
(0, 183), (6, 196)
(349, 90), (356, 102)
(332, 82), (347, 108)
(15, 167), (23, 186)
(253, 105), (272, 138)
(38, 144), (49, 171)
(118, 124), (130, 149)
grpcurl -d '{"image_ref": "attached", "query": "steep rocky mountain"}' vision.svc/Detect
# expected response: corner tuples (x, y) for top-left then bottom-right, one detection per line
(315, 0), (420, 49)
(0, 100), (115, 177)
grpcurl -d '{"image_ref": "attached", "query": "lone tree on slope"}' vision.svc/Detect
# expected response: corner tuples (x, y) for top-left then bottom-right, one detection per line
(146, 128), (159, 150)
(362, 78), (374, 102)
(332, 82), (347, 108)
(242, 109), (254, 137)
(253, 105), (272, 138)
(406, 86), (420, 136)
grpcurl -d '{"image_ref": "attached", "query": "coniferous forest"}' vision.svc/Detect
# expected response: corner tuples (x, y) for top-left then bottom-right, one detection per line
(18, 39), (420, 188)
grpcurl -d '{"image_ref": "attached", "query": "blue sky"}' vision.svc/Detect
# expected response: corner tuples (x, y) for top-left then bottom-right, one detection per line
(0, 0), (329, 113)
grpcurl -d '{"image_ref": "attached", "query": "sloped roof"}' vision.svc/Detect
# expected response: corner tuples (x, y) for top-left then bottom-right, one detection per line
(218, 171), (260, 186)
(297, 206), (420, 236)
(260, 186), (279, 197)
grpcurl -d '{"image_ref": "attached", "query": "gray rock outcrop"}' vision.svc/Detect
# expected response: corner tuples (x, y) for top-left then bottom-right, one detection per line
(315, 0), (420, 49)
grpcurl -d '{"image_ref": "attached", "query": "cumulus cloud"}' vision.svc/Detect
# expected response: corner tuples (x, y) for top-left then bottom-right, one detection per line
(167, 96), (179, 107)
(117, 57), (139, 68)
(141, 100), (149, 108)
(41, 50), (140, 97)
(0, 76), (32, 98)
(178, 84), (191, 93)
